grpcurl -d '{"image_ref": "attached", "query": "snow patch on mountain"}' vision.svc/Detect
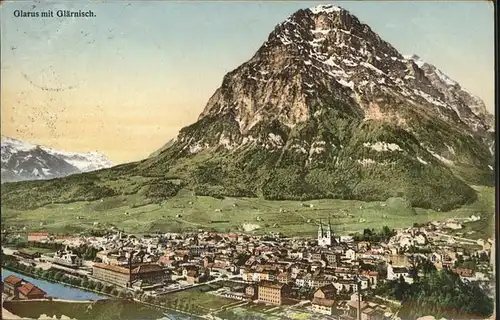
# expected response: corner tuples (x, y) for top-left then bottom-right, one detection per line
(1, 136), (113, 183)
(1, 136), (37, 153)
(364, 142), (402, 152)
(427, 149), (454, 165)
(417, 157), (428, 165)
(309, 4), (342, 14)
(40, 147), (113, 172)
(357, 158), (377, 166)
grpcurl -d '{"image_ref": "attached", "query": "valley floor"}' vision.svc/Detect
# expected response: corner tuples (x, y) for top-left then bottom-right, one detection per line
(1, 186), (494, 238)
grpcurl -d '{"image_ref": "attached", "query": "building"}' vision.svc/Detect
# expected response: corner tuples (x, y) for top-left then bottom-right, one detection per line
(385, 254), (411, 267)
(451, 268), (475, 279)
(344, 249), (356, 261)
(360, 307), (385, 320)
(325, 253), (340, 267)
(27, 232), (49, 242)
(16, 250), (41, 260)
(92, 263), (170, 288)
(93, 263), (131, 287)
(186, 269), (209, 284)
(17, 283), (47, 300)
(277, 272), (291, 284)
(387, 264), (413, 283)
(53, 247), (84, 268)
(3, 275), (23, 298)
(333, 279), (358, 293)
(311, 297), (336, 316)
(3, 275), (46, 300)
(347, 301), (390, 320)
(245, 285), (257, 299)
(361, 271), (378, 289)
(318, 219), (333, 247)
(257, 281), (289, 305)
(314, 284), (336, 300)
(258, 270), (275, 281)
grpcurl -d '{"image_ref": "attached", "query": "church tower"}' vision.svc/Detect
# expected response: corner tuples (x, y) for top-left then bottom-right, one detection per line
(318, 220), (324, 240)
(318, 219), (332, 247)
(326, 217), (332, 239)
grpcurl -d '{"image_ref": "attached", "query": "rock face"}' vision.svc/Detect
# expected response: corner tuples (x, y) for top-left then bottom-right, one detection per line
(140, 4), (493, 210)
(1, 136), (113, 182)
(3, 5), (494, 212)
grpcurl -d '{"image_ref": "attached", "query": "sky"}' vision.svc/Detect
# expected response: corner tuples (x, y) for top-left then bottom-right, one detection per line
(0, 1), (495, 164)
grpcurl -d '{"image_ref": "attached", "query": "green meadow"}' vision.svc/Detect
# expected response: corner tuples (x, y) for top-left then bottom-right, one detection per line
(1, 185), (494, 238)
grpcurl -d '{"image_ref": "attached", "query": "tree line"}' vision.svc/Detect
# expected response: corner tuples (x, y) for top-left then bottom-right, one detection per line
(375, 260), (493, 319)
(351, 226), (396, 243)
(2, 259), (135, 300)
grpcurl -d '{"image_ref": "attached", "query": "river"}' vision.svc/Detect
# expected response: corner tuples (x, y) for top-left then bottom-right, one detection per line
(1, 268), (200, 319)
(2, 268), (105, 301)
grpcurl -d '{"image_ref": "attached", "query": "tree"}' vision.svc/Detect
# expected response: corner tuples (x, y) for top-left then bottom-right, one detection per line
(35, 268), (43, 277)
(103, 285), (113, 294)
(398, 269), (494, 318)
(394, 275), (410, 301)
(95, 281), (104, 291)
(117, 290), (127, 298)
(54, 272), (64, 281)
(46, 270), (56, 279)
(41, 270), (50, 279)
(82, 279), (90, 288)
(87, 281), (97, 290)
(417, 259), (437, 279)
(73, 278), (82, 287)
(376, 262), (387, 279)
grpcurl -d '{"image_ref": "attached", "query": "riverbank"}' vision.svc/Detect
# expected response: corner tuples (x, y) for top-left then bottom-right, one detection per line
(2, 267), (208, 319)
(2, 307), (30, 320)
(2, 299), (165, 320)
(2, 267), (107, 301)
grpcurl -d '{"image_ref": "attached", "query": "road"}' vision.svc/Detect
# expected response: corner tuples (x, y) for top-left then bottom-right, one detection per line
(434, 232), (479, 244)
(2, 247), (91, 276)
(154, 275), (241, 296)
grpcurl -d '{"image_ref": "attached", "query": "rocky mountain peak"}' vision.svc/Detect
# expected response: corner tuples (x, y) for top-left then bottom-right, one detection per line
(1, 136), (114, 182)
(4, 4), (494, 214)
(195, 4), (493, 144)
(140, 5), (495, 210)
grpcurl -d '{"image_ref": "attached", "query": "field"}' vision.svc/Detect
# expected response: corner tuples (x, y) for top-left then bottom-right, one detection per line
(2, 299), (164, 320)
(216, 304), (284, 320)
(19, 246), (57, 254)
(215, 303), (331, 320)
(157, 284), (239, 315)
(1, 185), (494, 238)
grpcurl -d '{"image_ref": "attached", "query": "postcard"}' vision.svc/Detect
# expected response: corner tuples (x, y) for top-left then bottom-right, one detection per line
(0, 1), (496, 320)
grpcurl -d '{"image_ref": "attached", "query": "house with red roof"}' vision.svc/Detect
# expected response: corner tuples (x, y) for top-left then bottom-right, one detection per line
(18, 282), (47, 300)
(3, 275), (46, 300)
(27, 232), (49, 242)
(3, 275), (23, 297)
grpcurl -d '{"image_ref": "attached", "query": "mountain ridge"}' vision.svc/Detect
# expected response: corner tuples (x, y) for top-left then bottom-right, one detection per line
(1, 136), (114, 183)
(1, 4), (494, 213)
(137, 4), (493, 209)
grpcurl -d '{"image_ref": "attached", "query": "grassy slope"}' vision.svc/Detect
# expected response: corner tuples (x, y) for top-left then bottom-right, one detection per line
(1, 102), (493, 238)
(2, 185), (494, 238)
(134, 104), (490, 212)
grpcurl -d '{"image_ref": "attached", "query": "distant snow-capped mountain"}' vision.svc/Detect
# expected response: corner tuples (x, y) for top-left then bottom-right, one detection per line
(1, 136), (113, 183)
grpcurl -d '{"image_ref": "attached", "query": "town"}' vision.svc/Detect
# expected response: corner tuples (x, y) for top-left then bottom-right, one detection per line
(1, 215), (495, 320)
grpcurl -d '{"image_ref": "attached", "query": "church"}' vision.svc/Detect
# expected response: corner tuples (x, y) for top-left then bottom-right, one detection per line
(318, 219), (335, 247)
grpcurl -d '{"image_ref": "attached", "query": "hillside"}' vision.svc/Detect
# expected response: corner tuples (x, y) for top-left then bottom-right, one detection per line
(1, 4), (494, 215)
